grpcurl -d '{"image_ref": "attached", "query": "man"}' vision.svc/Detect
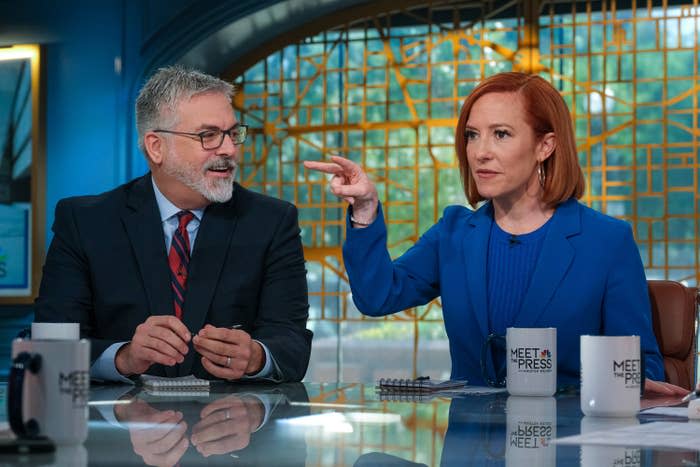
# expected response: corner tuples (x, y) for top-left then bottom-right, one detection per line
(35, 66), (312, 382)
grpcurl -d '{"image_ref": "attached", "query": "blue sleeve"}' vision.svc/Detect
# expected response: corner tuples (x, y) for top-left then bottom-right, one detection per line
(342, 202), (441, 316)
(90, 342), (134, 383)
(240, 341), (282, 382)
(602, 224), (664, 381)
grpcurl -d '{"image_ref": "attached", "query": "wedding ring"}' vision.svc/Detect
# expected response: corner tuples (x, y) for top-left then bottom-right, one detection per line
(226, 356), (232, 367)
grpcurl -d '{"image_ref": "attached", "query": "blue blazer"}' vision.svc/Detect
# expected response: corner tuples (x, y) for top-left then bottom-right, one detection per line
(344, 199), (663, 386)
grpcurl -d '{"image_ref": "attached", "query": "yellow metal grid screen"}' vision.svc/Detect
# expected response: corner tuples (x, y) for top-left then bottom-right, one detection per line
(231, 0), (700, 387)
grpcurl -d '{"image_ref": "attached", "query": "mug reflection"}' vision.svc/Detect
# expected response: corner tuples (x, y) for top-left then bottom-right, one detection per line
(353, 393), (561, 467)
(579, 416), (640, 467)
(505, 396), (556, 467)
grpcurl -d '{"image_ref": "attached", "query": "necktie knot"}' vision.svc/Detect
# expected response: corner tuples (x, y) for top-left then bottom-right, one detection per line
(176, 210), (194, 230)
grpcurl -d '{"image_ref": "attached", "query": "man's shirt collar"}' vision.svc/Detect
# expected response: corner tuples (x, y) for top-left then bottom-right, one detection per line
(151, 177), (205, 222)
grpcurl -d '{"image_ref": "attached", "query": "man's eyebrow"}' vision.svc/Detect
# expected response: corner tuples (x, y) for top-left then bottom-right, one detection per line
(194, 124), (222, 131)
(194, 123), (240, 131)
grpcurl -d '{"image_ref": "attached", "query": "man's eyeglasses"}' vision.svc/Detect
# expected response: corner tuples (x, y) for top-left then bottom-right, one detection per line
(153, 124), (248, 150)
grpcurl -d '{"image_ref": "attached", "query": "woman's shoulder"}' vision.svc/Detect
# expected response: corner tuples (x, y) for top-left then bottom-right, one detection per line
(417, 203), (491, 242)
(442, 204), (474, 217)
(567, 199), (633, 237)
(440, 203), (487, 226)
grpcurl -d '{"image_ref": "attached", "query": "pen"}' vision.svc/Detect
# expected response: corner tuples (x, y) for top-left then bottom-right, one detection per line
(682, 389), (700, 403)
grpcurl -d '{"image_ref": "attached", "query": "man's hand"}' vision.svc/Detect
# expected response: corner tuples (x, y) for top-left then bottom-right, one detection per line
(190, 394), (264, 457)
(114, 398), (189, 467)
(115, 316), (191, 376)
(192, 325), (264, 380)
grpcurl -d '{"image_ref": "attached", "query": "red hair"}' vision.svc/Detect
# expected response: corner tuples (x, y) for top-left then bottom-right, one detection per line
(455, 72), (585, 207)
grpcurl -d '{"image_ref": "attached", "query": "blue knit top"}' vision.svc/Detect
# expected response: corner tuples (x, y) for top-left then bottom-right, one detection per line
(487, 218), (552, 336)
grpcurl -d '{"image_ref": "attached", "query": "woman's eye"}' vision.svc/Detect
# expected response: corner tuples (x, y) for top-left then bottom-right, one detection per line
(494, 130), (510, 139)
(465, 130), (478, 140)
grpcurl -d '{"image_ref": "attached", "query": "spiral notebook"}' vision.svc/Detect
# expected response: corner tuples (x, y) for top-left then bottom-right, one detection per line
(140, 374), (210, 392)
(377, 377), (468, 394)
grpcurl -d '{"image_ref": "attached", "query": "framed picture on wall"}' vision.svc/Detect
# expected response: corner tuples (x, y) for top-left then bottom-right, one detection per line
(0, 44), (45, 304)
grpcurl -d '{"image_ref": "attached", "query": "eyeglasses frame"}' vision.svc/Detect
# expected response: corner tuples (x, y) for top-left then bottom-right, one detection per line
(153, 123), (248, 149)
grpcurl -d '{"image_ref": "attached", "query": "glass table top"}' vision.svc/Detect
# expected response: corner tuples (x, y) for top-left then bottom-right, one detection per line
(1, 382), (698, 466)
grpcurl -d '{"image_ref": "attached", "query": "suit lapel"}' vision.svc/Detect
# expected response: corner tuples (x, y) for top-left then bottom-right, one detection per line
(464, 203), (493, 338)
(121, 174), (173, 318)
(179, 187), (239, 375)
(121, 175), (178, 377)
(516, 199), (580, 326)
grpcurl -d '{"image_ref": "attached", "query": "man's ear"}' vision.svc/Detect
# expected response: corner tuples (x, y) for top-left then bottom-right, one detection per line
(143, 132), (164, 165)
(538, 132), (556, 163)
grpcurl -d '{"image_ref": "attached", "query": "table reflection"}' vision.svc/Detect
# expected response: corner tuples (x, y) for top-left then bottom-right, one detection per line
(114, 396), (189, 465)
(89, 383), (309, 466)
(579, 416), (640, 467)
(351, 389), (699, 467)
(356, 393), (512, 466)
(505, 396), (556, 466)
(1, 382), (698, 466)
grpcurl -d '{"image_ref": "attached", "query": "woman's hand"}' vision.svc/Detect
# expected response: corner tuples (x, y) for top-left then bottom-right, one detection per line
(643, 379), (690, 397)
(303, 155), (379, 225)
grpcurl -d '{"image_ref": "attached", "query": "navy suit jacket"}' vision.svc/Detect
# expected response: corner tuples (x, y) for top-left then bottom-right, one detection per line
(344, 199), (663, 386)
(35, 174), (312, 381)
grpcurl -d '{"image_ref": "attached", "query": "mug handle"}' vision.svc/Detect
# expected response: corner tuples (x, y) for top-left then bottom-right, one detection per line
(8, 351), (43, 439)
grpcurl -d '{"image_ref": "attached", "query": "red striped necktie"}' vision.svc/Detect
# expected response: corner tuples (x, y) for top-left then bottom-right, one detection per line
(168, 210), (194, 319)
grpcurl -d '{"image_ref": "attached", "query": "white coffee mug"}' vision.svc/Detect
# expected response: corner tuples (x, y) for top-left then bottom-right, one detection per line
(31, 322), (80, 340)
(9, 323), (90, 444)
(580, 416), (640, 467)
(580, 335), (641, 417)
(505, 396), (557, 467)
(506, 327), (557, 396)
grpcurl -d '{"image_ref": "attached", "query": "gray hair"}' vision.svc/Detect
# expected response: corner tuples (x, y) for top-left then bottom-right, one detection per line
(135, 66), (235, 153)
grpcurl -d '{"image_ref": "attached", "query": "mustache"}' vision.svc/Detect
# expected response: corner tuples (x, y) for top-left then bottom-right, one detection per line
(203, 158), (237, 171)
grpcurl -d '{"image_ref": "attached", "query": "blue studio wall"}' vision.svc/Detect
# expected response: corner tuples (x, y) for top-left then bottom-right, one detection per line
(1, 0), (138, 373)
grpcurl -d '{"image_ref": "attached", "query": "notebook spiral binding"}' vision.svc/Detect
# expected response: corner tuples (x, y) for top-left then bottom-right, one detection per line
(377, 391), (438, 402)
(378, 378), (430, 391)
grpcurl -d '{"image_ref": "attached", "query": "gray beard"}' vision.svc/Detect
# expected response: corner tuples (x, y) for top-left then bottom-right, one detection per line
(162, 156), (236, 203)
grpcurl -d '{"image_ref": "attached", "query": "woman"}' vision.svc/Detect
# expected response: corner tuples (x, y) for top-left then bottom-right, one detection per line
(304, 72), (684, 395)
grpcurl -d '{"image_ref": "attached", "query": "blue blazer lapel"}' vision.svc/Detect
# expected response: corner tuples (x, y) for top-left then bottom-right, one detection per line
(516, 199), (581, 326)
(464, 203), (493, 338)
